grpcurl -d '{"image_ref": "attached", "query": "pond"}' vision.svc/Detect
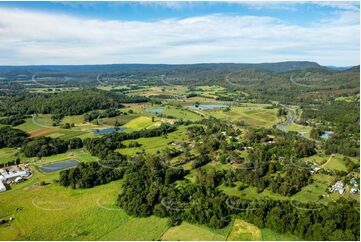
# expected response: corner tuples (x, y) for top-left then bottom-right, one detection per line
(92, 127), (126, 135)
(39, 159), (79, 173)
(187, 104), (229, 110)
(145, 108), (164, 114)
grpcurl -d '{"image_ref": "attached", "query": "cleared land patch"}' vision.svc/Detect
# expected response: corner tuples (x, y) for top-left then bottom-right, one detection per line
(227, 219), (261, 241)
(162, 222), (226, 241)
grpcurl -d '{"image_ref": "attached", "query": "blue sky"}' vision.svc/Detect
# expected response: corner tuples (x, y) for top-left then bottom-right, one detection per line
(0, 1), (359, 65)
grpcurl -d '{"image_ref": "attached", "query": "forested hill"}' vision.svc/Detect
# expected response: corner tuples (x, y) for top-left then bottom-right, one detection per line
(0, 61), (323, 74)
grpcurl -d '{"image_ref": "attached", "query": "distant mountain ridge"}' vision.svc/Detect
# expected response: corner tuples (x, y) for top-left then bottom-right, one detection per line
(0, 61), (324, 74)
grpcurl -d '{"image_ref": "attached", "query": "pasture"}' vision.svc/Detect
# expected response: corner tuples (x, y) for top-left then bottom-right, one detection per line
(205, 104), (280, 128)
(122, 116), (161, 130)
(162, 222), (229, 241)
(117, 126), (188, 156)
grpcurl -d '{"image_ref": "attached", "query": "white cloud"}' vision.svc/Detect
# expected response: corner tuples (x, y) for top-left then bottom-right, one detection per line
(0, 7), (358, 66)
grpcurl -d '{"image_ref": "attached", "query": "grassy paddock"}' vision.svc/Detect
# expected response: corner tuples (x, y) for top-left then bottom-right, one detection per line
(162, 222), (227, 241)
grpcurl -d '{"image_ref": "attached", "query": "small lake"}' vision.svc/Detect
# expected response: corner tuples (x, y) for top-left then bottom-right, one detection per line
(92, 127), (126, 135)
(187, 104), (229, 110)
(145, 108), (164, 114)
(39, 159), (79, 173)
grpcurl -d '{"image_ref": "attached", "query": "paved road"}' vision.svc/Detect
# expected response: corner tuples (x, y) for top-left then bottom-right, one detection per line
(276, 105), (296, 132)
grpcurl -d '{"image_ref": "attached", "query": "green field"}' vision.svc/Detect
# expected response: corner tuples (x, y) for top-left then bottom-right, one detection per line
(205, 105), (280, 128)
(284, 123), (312, 138)
(0, 148), (21, 165)
(101, 216), (169, 240)
(226, 219), (300, 241)
(123, 116), (161, 130)
(162, 222), (228, 241)
(323, 154), (348, 172)
(117, 126), (188, 156)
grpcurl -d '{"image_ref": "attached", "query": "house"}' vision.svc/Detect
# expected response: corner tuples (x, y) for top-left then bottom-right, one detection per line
(0, 181), (6, 192)
(350, 178), (358, 187)
(329, 181), (344, 194)
(310, 166), (321, 174)
(350, 187), (358, 194)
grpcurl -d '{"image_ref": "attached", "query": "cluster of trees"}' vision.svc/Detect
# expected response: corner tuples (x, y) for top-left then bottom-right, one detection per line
(0, 89), (148, 116)
(59, 161), (125, 189)
(116, 155), (230, 228)
(243, 198), (359, 241)
(303, 100), (359, 156)
(0, 115), (28, 126)
(84, 108), (125, 122)
(22, 137), (83, 157)
(0, 126), (28, 148)
(0, 158), (21, 168)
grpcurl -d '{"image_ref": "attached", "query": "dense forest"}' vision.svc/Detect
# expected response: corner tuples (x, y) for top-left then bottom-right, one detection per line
(0, 89), (148, 116)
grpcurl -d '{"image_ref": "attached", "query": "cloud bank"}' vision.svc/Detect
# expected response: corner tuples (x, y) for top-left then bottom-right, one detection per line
(0, 6), (359, 66)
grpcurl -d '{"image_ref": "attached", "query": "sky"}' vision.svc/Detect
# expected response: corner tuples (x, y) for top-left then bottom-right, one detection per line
(0, 1), (359, 66)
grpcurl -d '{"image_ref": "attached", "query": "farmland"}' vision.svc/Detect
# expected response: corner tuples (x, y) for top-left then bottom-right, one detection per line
(0, 62), (359, 241)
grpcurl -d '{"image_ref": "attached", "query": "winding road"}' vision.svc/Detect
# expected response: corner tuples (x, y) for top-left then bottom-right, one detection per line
(276, 105), (296, 132)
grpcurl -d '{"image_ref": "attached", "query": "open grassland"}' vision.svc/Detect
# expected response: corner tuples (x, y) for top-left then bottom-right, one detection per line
(291, 182), (328, 202)
(61, 115), (85, 124)
(227, 219), (261, 240)
(205, 105), (280, 128)
(0, 176), (130, 240)
(284, 123), (312, 138)
(117, 126), (188, 156)
(17, 115), (54, 133)
(162, 222), (230, 241)
(162, 106), (203, 121)
(100, 216), (169, 240)
(323, 154), (348, 172)
(129, 86), (188, 97)
(100, 114), (139, 126)
(0, 148), (20, 165)
(123, 116), (161, 130)
(226, 219), (300, 241)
